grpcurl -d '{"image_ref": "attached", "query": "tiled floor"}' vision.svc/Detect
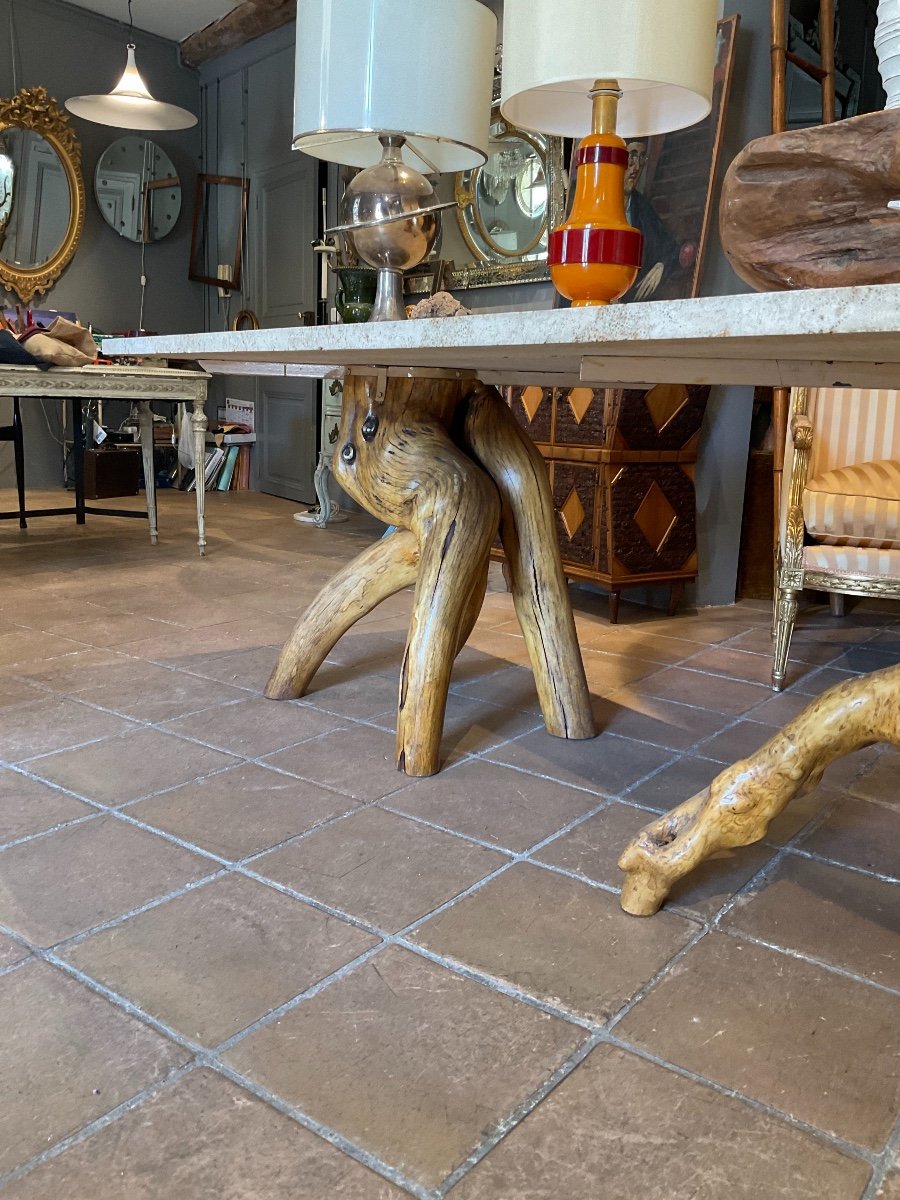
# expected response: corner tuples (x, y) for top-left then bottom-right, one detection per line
(1, 487), (899, 1199)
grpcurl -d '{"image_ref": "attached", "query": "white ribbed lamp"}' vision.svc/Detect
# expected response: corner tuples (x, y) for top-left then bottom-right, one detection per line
(66, 44), (196, 132)
(500, 0), (718, 139)
(499, 0), (718, 308)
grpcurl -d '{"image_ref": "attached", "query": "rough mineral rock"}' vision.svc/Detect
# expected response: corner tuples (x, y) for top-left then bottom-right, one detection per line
(719, 109), (900, 291)
(408, 291), (470, 319)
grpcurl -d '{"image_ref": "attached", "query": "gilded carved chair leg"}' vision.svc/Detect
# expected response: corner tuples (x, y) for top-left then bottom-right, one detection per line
(462, 382), (595, 741)
(265, 529), (420, 699)
(771, 586), (799, 691)
(618, 663), (900, 915)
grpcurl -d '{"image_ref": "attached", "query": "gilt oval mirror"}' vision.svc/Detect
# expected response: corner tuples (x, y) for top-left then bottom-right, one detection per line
(95, 137), (181, 243)
(0, 87), (85, 304)
(452, 100), (564, 290)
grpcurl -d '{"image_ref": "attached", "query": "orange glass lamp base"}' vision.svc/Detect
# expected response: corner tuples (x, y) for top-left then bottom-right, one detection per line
(548, 87), (643, 308)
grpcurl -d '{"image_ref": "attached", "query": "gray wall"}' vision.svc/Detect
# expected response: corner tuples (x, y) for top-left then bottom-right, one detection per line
(0, 0), (202, 487)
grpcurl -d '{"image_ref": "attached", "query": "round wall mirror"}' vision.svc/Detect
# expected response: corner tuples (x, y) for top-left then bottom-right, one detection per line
(95, 137), (181, 243)
(0, 87), (85, 304)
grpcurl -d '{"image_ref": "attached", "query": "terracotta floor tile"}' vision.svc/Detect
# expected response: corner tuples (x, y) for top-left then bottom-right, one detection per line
(697, 719), (775, 763)
(2, 1069), (405, 1199)
(453, 664), (543, 713)
(224, 945), (585, 1189)
(0, 768), (94, 842)
(681, 645), (788, 687)
(0, 961), (187, 1174)
(161, 697), (347, 757)
(300, 671), (403, 720)
(879, 1173), (900, 1199)
(255, 807), (507, 931)
(587, 627), (706, 665)
(618, 932), (900, 1150)
(0, 695), (136, 761)
(723, 856), (900, 989)
(388, 759), (600, 851)
(790, 667), (861, 698)
(412, 863), (696, 1021)
(0, 930), (29, 967)
(0, 677), (46, 708)
(592, 688), (732, 750)
(800, 797), (900, 877)
(64, 874), (377, 1046)
(369, 691), (541, 757)
(628, 667), (772, 716)
(73, 662), (249, 721)
(851, 751), (900, 809)
(487, 729), (672, 797)
(25, 728), (239, 806)
(129, 763), (361, 861)
(262, 726), (411, 801)
(750, 688), (826, 727)
(625, 755), (724, 812)
(183, 644), (283, 692)
(0, 629), (91, 668)
(578, 649), (660, 693)
(536, 803), (778, 918)
(450, 1044), (870, 1200)
(0, 815), (211, 946)
(725, 625), (844, 666)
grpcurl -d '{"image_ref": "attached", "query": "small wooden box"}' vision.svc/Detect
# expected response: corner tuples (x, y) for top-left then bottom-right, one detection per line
(83, 446), (141, 499)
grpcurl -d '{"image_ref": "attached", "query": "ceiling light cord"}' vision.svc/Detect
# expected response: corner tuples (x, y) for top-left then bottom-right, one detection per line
(8, 1), (19, 94)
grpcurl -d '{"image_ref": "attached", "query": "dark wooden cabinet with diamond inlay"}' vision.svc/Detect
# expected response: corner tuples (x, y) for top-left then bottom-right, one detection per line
(502, 383), (710, 622)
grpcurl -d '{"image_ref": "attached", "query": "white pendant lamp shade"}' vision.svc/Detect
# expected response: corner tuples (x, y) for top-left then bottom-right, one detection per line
(66, 44), (197, 131)
(293, 0), (497, 173)
(500, 0), (719, 139)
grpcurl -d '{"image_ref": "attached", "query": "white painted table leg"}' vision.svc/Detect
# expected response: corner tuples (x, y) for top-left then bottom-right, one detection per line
(191, 396), (208, 556)
(137, 401), (158, 545)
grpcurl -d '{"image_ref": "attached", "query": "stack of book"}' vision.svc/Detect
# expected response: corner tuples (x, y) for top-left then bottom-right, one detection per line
(179, 438), (254, 493)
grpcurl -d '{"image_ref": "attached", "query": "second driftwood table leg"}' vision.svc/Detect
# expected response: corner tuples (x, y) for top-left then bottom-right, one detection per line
(266, 370), (594, 777)
(618, 664), (900, 915)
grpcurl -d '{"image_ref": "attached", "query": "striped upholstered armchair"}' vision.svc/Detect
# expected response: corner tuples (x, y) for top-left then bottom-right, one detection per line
(772, 386), (900, 690)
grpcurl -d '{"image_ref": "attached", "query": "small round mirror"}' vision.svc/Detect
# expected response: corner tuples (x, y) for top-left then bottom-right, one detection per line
(95, 137), (181, 243)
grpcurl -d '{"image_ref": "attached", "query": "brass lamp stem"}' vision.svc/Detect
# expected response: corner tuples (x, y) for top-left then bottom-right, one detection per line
(590, 79), (621, 136)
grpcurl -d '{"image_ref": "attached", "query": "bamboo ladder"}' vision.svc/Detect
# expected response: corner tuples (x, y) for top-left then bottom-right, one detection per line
(770, 0), (837, 523)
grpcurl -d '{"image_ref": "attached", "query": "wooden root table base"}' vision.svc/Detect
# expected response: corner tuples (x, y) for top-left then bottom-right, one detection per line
(618, 663), (900, 916)
(265, 370), (595, 777)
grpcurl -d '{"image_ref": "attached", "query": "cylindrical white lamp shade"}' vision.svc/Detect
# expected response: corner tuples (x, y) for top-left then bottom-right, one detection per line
(293, 0), (497, 173)
(501, 0), (719, 139)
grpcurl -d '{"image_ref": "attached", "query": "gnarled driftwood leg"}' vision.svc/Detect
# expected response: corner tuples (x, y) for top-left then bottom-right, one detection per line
(265, 529), (419, 699)
(456, 555), (490, 656)
(461, 382), (595, 740)
(334, 374), (500, 776)
(618, 664), (900, 915)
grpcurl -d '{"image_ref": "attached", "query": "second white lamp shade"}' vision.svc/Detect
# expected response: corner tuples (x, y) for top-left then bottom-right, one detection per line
(500, 0), (720, 139)
(293, 0), (497, 174)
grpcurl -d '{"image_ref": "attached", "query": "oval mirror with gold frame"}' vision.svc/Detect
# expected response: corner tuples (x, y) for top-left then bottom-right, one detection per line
(0, 87), (85, 304)
(449, 100), (565, 290)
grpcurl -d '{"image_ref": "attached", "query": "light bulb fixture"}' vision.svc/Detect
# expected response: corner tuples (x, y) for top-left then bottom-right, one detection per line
(65, 1), (196, 132)
(501, 0), (718, 307)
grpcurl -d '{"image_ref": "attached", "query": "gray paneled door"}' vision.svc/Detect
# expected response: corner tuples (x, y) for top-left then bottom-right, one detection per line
(252, 155), (319, 504)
